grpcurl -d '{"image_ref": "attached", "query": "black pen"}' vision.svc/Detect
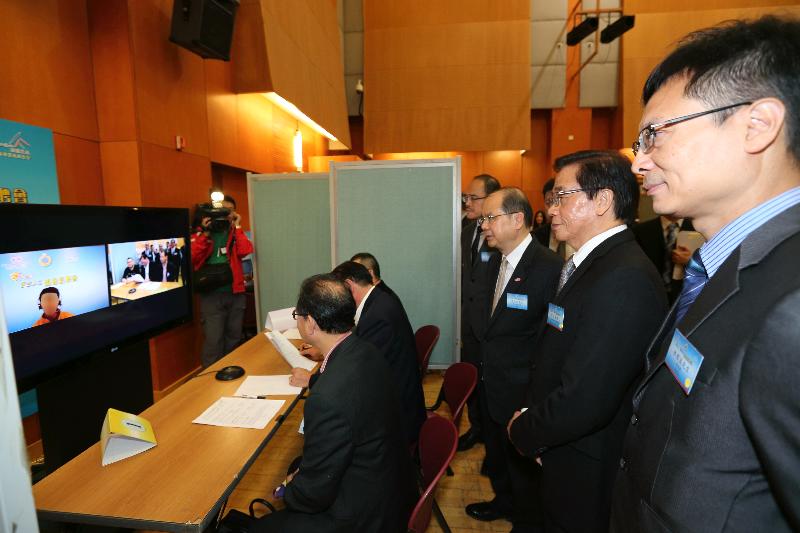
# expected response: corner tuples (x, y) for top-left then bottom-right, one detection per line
(237, 395), (267, 399)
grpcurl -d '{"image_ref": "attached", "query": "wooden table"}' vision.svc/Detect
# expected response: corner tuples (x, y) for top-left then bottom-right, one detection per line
(33, 333), (307, 532)
(110, 281), (183, 302)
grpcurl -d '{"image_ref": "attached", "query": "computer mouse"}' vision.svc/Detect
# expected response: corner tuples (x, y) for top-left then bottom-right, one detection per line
(215, 365), (245, 381)
(128, 288), (137, 294)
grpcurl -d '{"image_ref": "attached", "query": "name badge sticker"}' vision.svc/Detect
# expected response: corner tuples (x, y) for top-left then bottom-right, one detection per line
(506, 293), (528, 310)
(547, 303), (565, 331)
(219, 246), (227, 255)
(665, 329), (704, 395)
(480, 251), (491, 263)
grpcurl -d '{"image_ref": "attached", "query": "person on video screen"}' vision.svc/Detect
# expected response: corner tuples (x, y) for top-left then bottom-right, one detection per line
(33, 287), (74, 327)
(121, 257), (142, 280)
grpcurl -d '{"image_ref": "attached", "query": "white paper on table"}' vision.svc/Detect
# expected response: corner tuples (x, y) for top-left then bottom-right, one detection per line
(265, 330), (316, 371)
(192, 397), (285, 429)
(265, 307), (296, 332)
(127, 274), (144, 283)
(140, 281), (162, 290)
(234, 375), (303, 397)
(672, 230), (706, 280)
(298, 417), (305, 435)
(282, 327), (302, 340)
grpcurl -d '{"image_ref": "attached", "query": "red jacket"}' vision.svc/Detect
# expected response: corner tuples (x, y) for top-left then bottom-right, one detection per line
(190, 227), (254, 294)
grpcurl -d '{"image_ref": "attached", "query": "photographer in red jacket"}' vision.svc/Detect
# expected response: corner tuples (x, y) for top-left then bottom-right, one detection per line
(191, 195), (254, 367)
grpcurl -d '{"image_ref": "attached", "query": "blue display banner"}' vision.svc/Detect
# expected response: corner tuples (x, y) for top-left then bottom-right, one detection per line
(0, 118), (59, 204)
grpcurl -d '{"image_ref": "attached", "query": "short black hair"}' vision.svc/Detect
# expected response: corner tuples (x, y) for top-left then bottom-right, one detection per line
(642, 15), (800, 164)
(331, 261), (373, 287)
(223, 195), (236, 208)
(494, 187), (533, 229)
(140, 252), (149, 261)
(350, 252), (380, 279)
(295, 274), (355, 334)
(473, 174), (501, 196)
(553, 150), (640, 225)
(542, 178), (555, 196)
(39, 287), (60, 301)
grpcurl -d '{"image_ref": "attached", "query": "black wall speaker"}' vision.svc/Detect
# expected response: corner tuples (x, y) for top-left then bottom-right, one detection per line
(169, 0), (239, 61)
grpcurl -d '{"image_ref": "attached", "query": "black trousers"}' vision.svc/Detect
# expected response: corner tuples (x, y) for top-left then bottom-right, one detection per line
(479, 385), (543, 531)
(461, 336), (483, 435)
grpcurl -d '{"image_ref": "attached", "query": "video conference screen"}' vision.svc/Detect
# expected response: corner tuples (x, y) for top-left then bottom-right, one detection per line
(0, 204), (192, 389)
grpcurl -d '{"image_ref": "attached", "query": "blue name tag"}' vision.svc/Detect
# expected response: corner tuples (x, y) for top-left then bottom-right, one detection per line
(547, 303), (565, 331)
(480, 251), (490, 262)
(506, 293), (528, 310)
(665, 329), (704, 395)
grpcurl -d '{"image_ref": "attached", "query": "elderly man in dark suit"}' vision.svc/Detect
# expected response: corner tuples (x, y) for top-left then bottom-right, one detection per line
(290, 261), (426, 446)
(253, 274), (417, 533)
(350, 251), (398, 301)
(611, 16), (800, 532)
(508, 150), (667, 533)
(332, 261), (426, 446)
(465, 187), (562, 533)
(459, 173), (501, 452)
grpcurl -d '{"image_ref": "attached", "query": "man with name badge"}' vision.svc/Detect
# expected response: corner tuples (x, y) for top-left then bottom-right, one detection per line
(611, 16), (800, 532)
(459, 173), (501, 452)
(508, 150), (666, 533)
(465, 187), (561, 533)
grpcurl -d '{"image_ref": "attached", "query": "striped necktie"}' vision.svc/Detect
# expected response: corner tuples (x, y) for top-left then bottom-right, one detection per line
(491, 258), (508, 314)
(556, 255), (575, 295)
(673, 249), (708, 326)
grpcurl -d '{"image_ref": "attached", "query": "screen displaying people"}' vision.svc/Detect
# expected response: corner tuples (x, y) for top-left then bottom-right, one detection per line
(106, 238), (186, 305)
(0, 246), (110, 334)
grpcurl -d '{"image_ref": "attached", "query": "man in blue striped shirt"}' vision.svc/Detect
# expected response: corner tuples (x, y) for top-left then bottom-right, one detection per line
(612, 15), (800, 533)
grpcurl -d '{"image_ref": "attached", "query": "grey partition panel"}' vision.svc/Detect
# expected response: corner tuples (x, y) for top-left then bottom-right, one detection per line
(332, 160), (460, 367)
(248, 174), (331, 329)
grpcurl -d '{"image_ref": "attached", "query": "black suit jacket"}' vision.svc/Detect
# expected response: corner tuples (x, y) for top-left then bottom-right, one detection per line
(283, 335), (417, 533)
(121, 265), (142, 279)
(510, 229), (666, 532)
(612, 204), (800, 533)
(632, 217), (694, 273)
(150, 261), (178, 282)
(532, 223), (551, 248)
(374, 279), (398, 301)
(356, 287), (427, 445)
(461, 220), (499, 345)
(480, 238), (562, 424)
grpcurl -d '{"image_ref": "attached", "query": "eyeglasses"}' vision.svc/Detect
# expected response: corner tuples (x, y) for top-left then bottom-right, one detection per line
(462, 194), (487, 204)
(478, 212), (521, 225)
(548, 188), (595, 207)
(291, 310), (309, 320)
(632, 101), (752, 156)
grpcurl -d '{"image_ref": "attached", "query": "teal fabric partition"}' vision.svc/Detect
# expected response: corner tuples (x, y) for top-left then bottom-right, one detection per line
(247, 173), (331, 328)
(332, 160), (460, 367)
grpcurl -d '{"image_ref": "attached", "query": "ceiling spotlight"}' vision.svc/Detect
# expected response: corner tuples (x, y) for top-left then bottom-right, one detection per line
(566, 17), (599, 46)
(600, 15), (635, 44)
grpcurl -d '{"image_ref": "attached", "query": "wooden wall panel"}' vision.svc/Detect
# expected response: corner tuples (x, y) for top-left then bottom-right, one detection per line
(89, 0), (138, 142)
(0, 1), (98, 141)
(205, 60), (241, 169)
(100, 142), (142, 206)
(364, 0), (531, 153)
(148, 322), (202, 391)
(127, 0), (210, 157)
(621, 5), (800, 144)
(53, 134), (104, 205)
(236, 94), (276, 173)
(139, 142), (212, 209)
(232, 0), (351, 147)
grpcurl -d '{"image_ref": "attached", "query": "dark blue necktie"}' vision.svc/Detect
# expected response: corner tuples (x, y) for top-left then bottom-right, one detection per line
(673, 249), (708, 326)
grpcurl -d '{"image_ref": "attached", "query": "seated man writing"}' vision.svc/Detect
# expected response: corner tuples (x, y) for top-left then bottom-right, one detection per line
(253, 274), (417, 533)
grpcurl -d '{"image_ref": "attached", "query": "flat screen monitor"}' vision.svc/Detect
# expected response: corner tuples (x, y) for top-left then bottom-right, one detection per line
(1, 204), (193, 389)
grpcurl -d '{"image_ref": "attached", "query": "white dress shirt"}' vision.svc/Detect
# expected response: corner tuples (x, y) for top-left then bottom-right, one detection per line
(354, 285), (376, 326)
(497, 233), (532, 296)
(572, 224), (627, 268)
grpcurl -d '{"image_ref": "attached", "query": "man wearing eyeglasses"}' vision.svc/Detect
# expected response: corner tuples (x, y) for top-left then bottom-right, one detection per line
(458, 174), (501, 453)
(507, 150), (666, 533)
(465, 187), (561, 532)
(611, 16), (800, 533)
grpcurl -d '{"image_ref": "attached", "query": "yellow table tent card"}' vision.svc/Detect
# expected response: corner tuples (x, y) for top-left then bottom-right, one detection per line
(100, 408), (157, 466)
